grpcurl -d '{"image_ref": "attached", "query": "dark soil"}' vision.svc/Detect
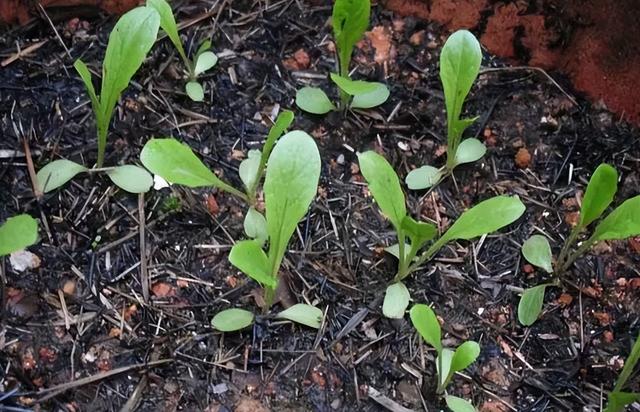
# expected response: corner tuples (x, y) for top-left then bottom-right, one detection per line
(1, 1), (639, 411)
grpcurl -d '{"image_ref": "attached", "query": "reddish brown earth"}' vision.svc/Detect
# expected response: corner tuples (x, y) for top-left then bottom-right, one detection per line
(384, 0), (640, 126)
(0, 0), (139, 25)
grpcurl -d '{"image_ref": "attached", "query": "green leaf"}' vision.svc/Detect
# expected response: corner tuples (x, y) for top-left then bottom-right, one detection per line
(440, 30), (482, 143)
(146, 0), (188, 64)
(405, 165), (442, 190)
(229, 240), (275, 288)
(357, 151), (406, 230)
(613, 333), (640, 392)
(440, 196), (525, 243)
(276, 304), (323, 328)
(244, 207), (268, 246)
(196, 40), (212, 58)
(452, 138), (486, 166)
(211, 308), (254, 332)
(36, 159), (88, 193)
(73, 60), (100, 117)
(437, 348), (454, 388)
(295, 87), (335, 114)
(445, 396), (477, 412)
(409, 304), (442, 353)
(521, 235), (553, 273)
(186, 81), (204, 101)
(401, 216), (437, 248)
(592, 195), (640, 241)
(0, 215), (38, 256)
(385, 243), (411, 260)
(518, 284), (547, 326)
(194, 51), (218, 75)
(239, 149), (261, 191)
(140, 138), (222, 188)
(264, 131), (321, 276)
(382, 282), (411, 319)
(329, 73), (377, 95)
(100, 6), (160, 152)
(580, 163), (618, 227)
(263, 111), (295, 161)
(604, 392), (640, 412)
(332, 0), (370, 75)
(106, 165), (153, 193)
(350, 82), (390, 109)
(451, 341), (480, 372)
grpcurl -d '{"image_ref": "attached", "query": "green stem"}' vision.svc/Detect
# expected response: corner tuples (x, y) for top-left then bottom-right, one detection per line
(405, 237), (446, 279)
(96, 125), (107, 169)
(263, 284), (275, 314)
(556, 225), (582, 273)
(436, 353), (445, 394)
(559, 236), (595, 274)
(217, 180), (250, 203)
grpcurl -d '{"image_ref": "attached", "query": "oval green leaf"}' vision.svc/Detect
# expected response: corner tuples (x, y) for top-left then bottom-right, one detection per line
(591, 195), (640, 241)
(276, 304), (323, 328)
(147, 0), (188, 64)
(0, 214), (38, 256)
(106, 165), (153, 193)
(521, 235), (553, 273)
(357, 151), (406, 229)
(186, 81), (204, 101)
(401, 216), (437, 246)
(244, 207), (268, 245)
(409, 304), (442, 353)
(36, 159), (88, 193)
(295, 87), (335, 114)
(211, 308), (254, 332)
(451, 340), (480, 373)
(332, 0), (370, 75)
(239, 149), (261, 191)
(229, 240), (275, 288)
(445, 396), (477, 412)
(580, 163), (618, 227)
(264, 131), (321, 274)
(453, 138), (486, 166)
(405, 165), (442, 190)
(140, 138), (222, 188)
(440, 195), (525, 243)
(351, 82), (390, 109)
(329, 73), (377, 95)
(194, 51), (218, 75)
(518, 284), (547, 326)
(384, 243), (411, 260)
(382, 282), (410, 319)
(437, 348), (454, 387)
(440, 30), (482, 141)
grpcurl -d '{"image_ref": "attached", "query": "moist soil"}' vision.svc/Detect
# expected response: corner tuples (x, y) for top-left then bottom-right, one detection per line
(1, 1), (639, 411)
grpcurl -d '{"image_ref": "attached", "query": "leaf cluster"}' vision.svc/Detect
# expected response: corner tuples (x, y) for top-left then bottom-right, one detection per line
(518, 163), (640, 325)
(357, 150), (525, 318)
(147, 0), (218, 101)
(406, 30), (485, 191)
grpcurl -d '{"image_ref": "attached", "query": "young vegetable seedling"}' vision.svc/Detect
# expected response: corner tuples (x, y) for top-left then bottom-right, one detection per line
(147, 0), (218, 102)
(410, 304), (479, 410)
(358, 150), (525, 318)
(295, 0), (389, 115)
(211, 131), (323, 332)
(141, 110), (294, 243)
(517, 163), (640, 326)
(405, 30), (486, 191)
(603, 332), (640, 412)
(37, 6), (159, 194)
(0, 214), (38, 256)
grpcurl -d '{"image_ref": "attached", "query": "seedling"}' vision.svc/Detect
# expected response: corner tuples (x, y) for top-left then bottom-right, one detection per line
(295, 0), (389, 114)
(518, 163), (640, 326)
(147, 0), (218, 102)
(358, 150), (525, 318)
(37, 6), (159, 194)
(604, 333), (640, 412)
(0, 214), (38, 256)
(405, 30), (485, 190)
(410, 304), (479, 409)
(141, 110), (293, 207)
(211, 131), (323, 331)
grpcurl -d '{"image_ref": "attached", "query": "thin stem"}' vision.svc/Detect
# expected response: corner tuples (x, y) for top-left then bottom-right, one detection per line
(96, 126), (107, 168)
(405, 237), (447, 278)
(217, 181), (250, 203)
(559, 237), (595, 274)
(263, 285), (275, 314)
(436, 353), (444, 394)
(396, 230), (407, 278)
(556, 225), (582, 272)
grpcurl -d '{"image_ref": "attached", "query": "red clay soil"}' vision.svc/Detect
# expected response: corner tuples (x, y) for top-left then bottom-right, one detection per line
(384, 0), (640, 125)
(3, 0), (640, 126)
